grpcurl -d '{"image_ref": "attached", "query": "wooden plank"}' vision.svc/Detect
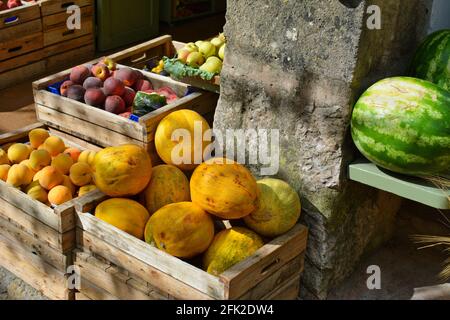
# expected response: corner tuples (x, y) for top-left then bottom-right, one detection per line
(34, 91), (145, 141)
(43, 33), (94, 58)
(0, 32), (43, 62)
(238, 253), (304, 300)
(0, 122), (45, 145)
(36, 104), (147, 148)
(221, 224), (308, 299)
(46, 44), (95, 72)
(110, 35), (174, 63)
(0, 215), (70, 271)
(75, 251), (168, 300)
(263, 275), (300, 300)
(0, 60), (46, 90)
(0, 2), (40, 29)
(0, 18), (42, 42)
(0, 233), (72, 300)
(0, 197), (74, 252)
(40, 0), (93, 16)
(78, 229), (217, 300)
(43, 17), (93, 47)
(43, 5), (93, 31)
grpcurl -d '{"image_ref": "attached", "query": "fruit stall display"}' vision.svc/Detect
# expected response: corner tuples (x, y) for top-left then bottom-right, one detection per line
(72, 115), (307, 300)
(32, 53), (218, 165)
(0, 0), (95, 90)
(0, 123), (103, 300)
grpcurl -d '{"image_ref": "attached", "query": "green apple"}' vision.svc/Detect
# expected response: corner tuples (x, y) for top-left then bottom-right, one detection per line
(211, 37), (225, 49)
(184, 43), (198, 53)
(198, 41), (217, 59)
(200, 57), (223, 74)
(218, 44), (226, 60)
(186, 52), (205, 68)
(195, 40), (204, 48)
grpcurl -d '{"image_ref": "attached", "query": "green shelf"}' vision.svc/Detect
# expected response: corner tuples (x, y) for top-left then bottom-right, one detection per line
(349, 160), (450, 210)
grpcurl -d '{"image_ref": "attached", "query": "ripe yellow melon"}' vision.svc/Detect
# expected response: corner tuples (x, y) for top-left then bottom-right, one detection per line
(93, 145), (152, 197)
(190, 158), (258, 219)
(203, 227), (264, 276)
(144, 165), (191, 214)
(95, 198), (150, 239)
(155, 110), (211, 171)
(244, 179), (301, 238)
(145, 202), (214, 258)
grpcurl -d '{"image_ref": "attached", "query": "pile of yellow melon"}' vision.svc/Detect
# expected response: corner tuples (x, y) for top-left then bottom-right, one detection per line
(91, 110), (302, 276)
(0, 128), (98, 206)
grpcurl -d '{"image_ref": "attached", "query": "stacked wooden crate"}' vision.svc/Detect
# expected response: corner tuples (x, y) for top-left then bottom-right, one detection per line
(0, 123), (101, 300)
(40, 0), (95, 72)
(73, 191), (308, 300)
(0, 1), (44, 89)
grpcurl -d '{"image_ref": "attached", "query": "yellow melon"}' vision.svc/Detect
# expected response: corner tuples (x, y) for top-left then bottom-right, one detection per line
(95, 198), (150, 239)
(203, 227), (264, 276)
(155, 110), (211, 171)
(93, 145), (152, 197)
(144, 165), (191, 214)
(145, 202), (214, 258)
(244, 179), (301, 237)
(190, 158), (258, 219)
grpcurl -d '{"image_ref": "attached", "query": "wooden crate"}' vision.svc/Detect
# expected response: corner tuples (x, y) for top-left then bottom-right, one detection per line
(74, 191), (307, 300)
(0, 123), (102, 300)
(32, 56), (218, 164)
(110, 35), (221, 93)
(0, 1), (44, 87)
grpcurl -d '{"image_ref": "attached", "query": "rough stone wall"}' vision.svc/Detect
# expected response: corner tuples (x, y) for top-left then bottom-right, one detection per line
(215, 0), (432, 299)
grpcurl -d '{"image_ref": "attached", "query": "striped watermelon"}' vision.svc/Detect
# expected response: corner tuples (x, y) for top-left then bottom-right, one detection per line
(410, 30), (450, 91)
(351, 77), (450, 176)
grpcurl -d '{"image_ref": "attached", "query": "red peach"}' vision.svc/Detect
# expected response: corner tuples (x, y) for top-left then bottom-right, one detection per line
(70, 65), (91, 85)
(123, 87), (136, 106)
(60, 80), (74, 97)
(84, 88), (106, 107)
(104, 77), (125, 96)
(7, 0), (21, 9)
(83, 77), (103, 90)
(134, 79), (153, 92)
(114, 68), (137, 87)
(66, 85), (86, 102)
(91, 64), (110, 82)
(133, 70), (144, 81)
(105, 96), (126, 114)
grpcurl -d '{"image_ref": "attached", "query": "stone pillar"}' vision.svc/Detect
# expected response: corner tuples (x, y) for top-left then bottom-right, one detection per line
(214, 0), (432, 299)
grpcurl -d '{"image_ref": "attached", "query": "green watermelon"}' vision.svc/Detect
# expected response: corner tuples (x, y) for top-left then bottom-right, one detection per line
(410, 30), (450, 91)
(351, 77), (450, 176)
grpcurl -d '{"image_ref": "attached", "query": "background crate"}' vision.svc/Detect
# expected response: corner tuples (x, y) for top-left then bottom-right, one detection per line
(32, 54), (218, 165)
(74, 191), (307, 300)
(0, 122), (102, 300)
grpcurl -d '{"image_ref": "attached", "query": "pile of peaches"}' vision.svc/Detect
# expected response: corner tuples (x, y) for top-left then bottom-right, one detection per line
(0, 0), (26, 11)
(0, 128), (98, 207)
(60, 57), (178, 119)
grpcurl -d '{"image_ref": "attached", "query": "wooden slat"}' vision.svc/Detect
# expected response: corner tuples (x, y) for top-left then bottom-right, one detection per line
(75, 251), (169, 300)
(0, 18), (42, 42)
(0, 60), (46, 90)
(43, 17), (93, 47)
(0, 233), (72, 300)
(0, 42), (45, 73)
(238, 253), (304, 300)
(43, 33), (94, 58)
(36, 104), (147, 148)
(40, 0), (93, 16)
(0, 32), (43, 62)
(221, 224), (308, 299)
(263, 275), (300, 300)
(0, 197), (75, 252)
(0, 215), (70, 271)
(42, 5), (93, 31)
(0, 122), (45, 145)
(78, 229), (217, 300)
(0, 2), (40, 29)
(34, 91), (145, 141)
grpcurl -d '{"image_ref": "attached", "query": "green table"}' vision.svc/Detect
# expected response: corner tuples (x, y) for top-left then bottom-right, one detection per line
(349, 160), (450, 210)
